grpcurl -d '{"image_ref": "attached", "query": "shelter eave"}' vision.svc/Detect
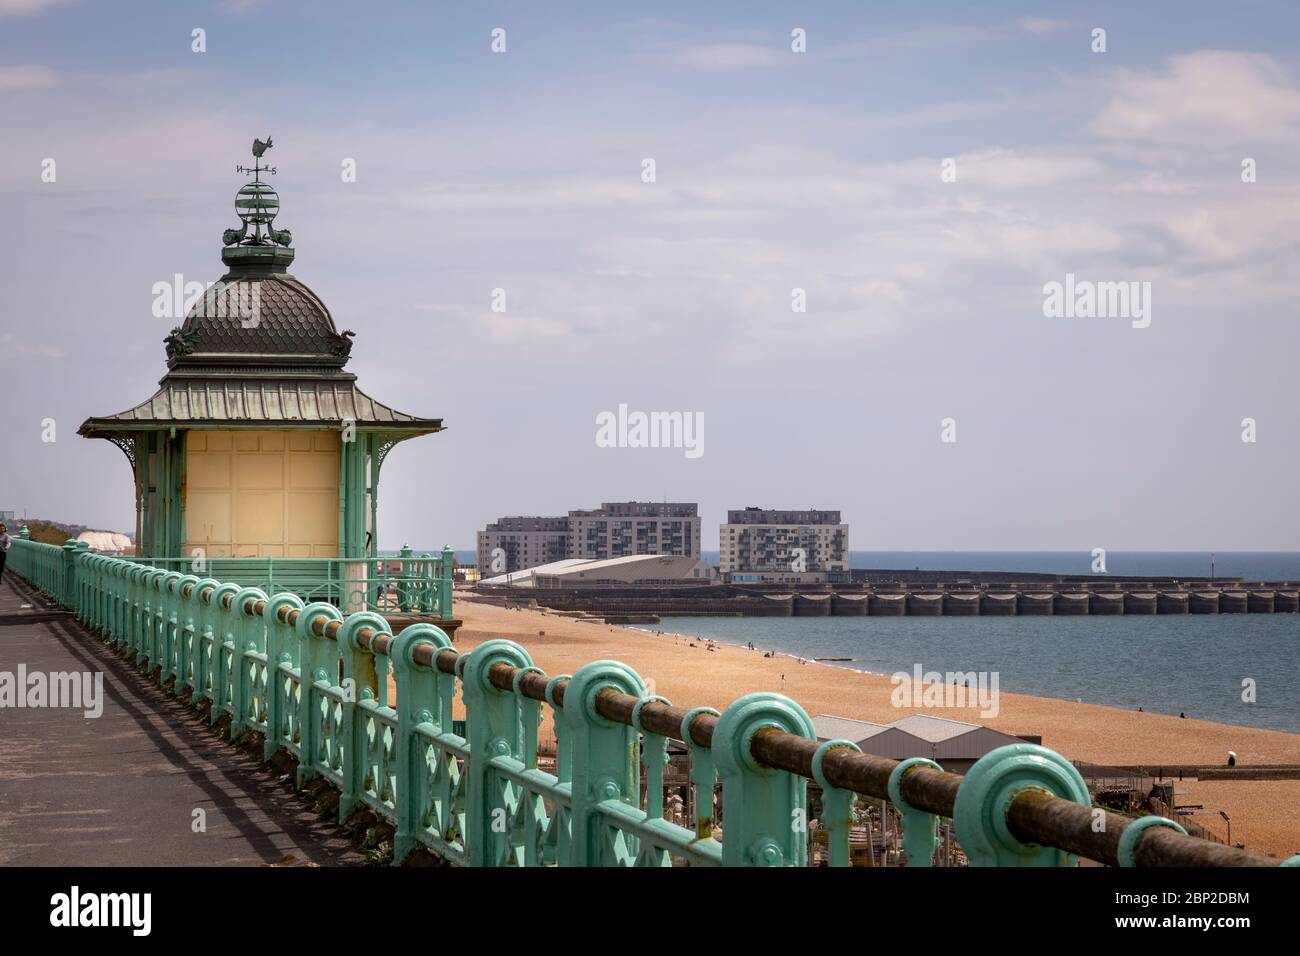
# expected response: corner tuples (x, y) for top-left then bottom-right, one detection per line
(78, 378), (443, 438)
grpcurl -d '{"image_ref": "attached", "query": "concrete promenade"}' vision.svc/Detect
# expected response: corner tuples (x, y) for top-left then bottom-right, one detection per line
(0, 574), (362, 866)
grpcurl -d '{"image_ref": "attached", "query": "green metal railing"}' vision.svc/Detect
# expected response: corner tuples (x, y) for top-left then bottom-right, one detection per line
(8, 538), (1296, 868)
(117, 544), (453, 618)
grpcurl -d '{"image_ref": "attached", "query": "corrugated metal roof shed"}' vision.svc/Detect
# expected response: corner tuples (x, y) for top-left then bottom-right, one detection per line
(811, 714), (889, 745)
(889, 713), (981, 743)
(812, 713), (1030, 765)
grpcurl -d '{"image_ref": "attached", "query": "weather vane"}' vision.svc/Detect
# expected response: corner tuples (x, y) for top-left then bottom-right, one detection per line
(223, 137), (291, 248)
(235, 137), (277, 179)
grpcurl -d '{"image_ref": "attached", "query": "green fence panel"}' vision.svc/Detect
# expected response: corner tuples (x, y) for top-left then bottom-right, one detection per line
(9, 545), (1287, 869)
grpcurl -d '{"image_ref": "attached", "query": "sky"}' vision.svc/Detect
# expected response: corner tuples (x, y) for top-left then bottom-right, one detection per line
(2, 0), (1299, 552)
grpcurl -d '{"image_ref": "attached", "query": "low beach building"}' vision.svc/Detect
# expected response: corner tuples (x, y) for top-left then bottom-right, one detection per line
(476, 501), (701, 575)
(481, 553), (715, 588)
(812, 713), (1031, 775)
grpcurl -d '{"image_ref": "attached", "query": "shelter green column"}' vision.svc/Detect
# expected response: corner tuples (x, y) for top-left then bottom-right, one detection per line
(338, 432), (369, 559)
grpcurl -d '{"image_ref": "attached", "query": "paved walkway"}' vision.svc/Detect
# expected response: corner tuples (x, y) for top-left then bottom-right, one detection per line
(0, 574), (363, 866)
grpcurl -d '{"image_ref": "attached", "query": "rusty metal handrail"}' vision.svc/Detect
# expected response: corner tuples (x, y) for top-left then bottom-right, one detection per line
(212, 588), (1282, 868)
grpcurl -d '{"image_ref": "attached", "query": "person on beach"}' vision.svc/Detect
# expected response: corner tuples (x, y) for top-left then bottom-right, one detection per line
(0, 523), (10, 583)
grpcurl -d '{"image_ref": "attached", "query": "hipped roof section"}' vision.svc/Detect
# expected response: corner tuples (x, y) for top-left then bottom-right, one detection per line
(79, 378), (443, 436)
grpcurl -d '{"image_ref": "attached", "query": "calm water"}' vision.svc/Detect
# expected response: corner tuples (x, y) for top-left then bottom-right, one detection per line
(450, 548), (1300, 731)
(659, 614), (1300, 733)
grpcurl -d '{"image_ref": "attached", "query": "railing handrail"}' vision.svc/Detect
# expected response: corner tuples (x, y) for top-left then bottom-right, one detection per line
(9, 541), (1291, 869)
(176, 575), (1282, 868)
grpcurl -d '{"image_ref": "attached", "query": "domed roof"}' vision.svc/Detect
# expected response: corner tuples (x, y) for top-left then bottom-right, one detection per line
(168, 271), (351, 367)
(82, 137), (444, 444)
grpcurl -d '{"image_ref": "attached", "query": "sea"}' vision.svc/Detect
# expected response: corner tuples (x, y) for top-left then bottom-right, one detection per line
(448, 549), (1300, 733)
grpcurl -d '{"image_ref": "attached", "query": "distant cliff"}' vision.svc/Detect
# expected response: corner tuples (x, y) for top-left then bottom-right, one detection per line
(19, 518), (134, 552)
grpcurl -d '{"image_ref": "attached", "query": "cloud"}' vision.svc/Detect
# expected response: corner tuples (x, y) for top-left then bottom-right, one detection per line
(667, 43), (790, 69)
(0, 333), (65, 358)
(1093, 51), (1300, 145)
(0, 0), (69, 15)
(1018, 18), (1073, 35)
(945, 148), (1105, 189)
(0, 64), (60, 92)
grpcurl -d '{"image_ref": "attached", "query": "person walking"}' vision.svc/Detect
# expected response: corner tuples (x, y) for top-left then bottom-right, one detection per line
(0, 523), (11, 583)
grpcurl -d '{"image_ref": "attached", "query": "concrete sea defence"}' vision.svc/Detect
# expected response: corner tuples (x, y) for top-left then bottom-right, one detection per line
(981, 592), (1017, 615)
(1124, 592), (1158, 614)
(793, 593), (831, 616)
(1054, 592), (1089, 615)
(1157, 591), (1189, 614)
(1220, 591), (1248, 613)
(489, 576), (1300, 619)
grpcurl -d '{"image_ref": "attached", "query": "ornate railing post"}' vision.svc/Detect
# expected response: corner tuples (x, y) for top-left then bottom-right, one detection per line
(191, 578), (219, 699)
(461, 639), (535, 866)
(511, 664), (549, 866)
(1117, 816), (1188, 867)
(335, 612), (390, 823)
(545, 674), (572, 863)
(952, 744), (1091, 866)
(386, 621), (453, 862)
(229, 587), (268, 739)
(680, 706), (720, 838)
(295, 602), (343, 787)
(91, 555), (106, 635)
(81, 554), (99, 631)
(206, 583), (241, 716)
(160, 572), (185, 685)
(398, 544), (413, 613)
(103, 556), (117, 637)
(262, 593), (305, 762)
(812, 739), (861, 867)
(563, 659), (646, 866)
(419, 553), (434, 613)
(175, 574), (200, 691)
(128, 566), (147, 657)
(713, 692), (815, 867)
(888, 757), (943, 866)
(95, 556), (109, 636)
(109, 558), (122, 639)
(61, 539), (85, 614)
(81, 553), (97, 631)
(440, 544), (454, 617)
(99, 558), (114, 639)
(142, 569), (165, 674)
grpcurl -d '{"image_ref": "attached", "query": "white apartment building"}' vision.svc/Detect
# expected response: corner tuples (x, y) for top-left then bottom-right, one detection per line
(720, 507), (849, 574)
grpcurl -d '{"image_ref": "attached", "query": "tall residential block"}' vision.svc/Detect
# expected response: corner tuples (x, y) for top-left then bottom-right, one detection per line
(476, 517), (569, 576)
(720, 507), (848, 573)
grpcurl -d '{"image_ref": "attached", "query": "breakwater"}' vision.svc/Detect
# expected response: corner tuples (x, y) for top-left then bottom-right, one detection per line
(480, 578), (1300, 618)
